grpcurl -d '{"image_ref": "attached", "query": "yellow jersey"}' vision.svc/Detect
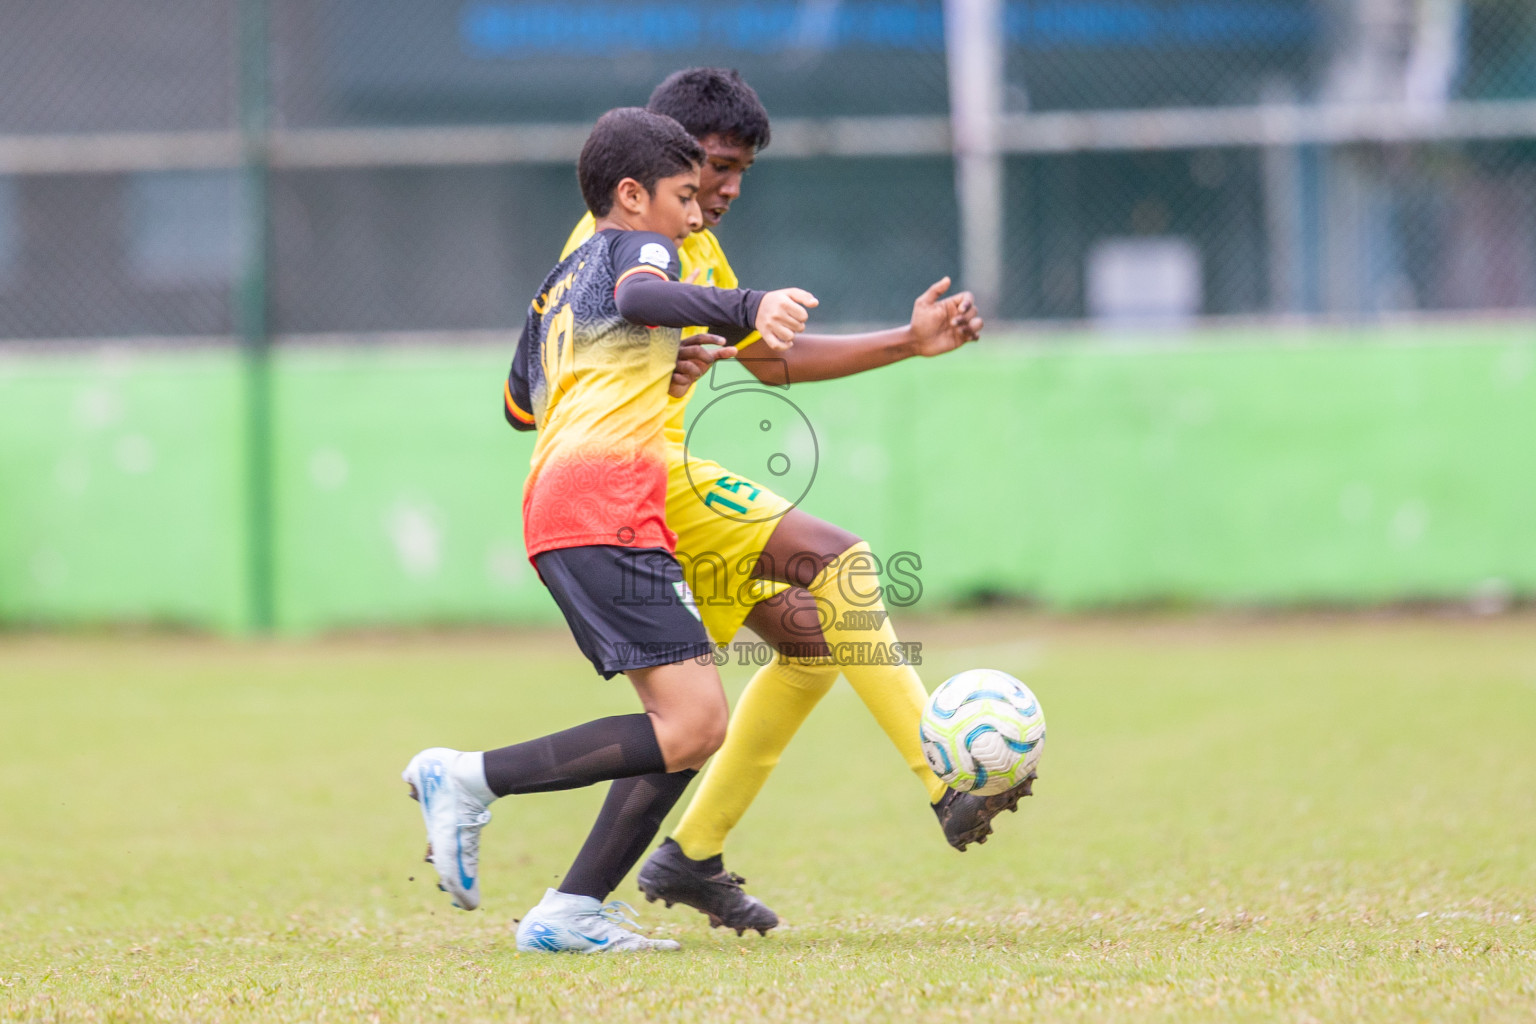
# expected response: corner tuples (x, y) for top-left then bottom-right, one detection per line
(562, 213), (762, 448)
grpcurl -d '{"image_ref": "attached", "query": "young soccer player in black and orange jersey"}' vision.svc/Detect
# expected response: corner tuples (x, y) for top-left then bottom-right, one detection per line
(401, 107), (816, 953)
(562, 69), (1029, 936)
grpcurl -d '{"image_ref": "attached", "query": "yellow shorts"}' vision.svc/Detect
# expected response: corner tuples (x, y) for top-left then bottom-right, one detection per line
(666, 450), (793, 644)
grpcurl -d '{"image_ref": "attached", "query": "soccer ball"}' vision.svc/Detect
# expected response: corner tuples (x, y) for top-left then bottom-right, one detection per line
(920, 669), (1045, 796)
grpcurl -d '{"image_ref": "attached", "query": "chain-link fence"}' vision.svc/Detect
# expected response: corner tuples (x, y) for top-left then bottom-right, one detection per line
(0, 0), (1533, 339)
(995, 0), (1536, 320)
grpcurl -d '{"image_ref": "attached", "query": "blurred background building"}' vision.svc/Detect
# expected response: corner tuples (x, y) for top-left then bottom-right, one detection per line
(1, 1), (1533, 631)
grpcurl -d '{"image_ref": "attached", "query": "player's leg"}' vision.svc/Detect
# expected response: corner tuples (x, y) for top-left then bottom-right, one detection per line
(640, 589), (836, 933)
(654, 458), (846, 862)
(669, 588), (833, 861)
(752, 509), (948, 803)
(640, 455), (853, 929)
(755, 509), (1032, 848)
(517, 656), (728, 953)
(404, 546), (714, 944)
(638, 459), (1010, 933)
(401, 710), (674, 914)
(551, 658), (728, 899)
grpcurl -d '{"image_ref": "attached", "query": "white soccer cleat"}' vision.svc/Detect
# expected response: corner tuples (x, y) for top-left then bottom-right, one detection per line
(516, 888), (681, 953)
(402, 747), (491, 911)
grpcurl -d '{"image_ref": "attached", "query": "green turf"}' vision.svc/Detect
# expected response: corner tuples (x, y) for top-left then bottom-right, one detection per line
(3, 614), (1534, 1022)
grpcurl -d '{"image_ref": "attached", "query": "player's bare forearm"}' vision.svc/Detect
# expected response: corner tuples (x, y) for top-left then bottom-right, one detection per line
(740, 328), (916, 384)
(738, 276), (984, 385)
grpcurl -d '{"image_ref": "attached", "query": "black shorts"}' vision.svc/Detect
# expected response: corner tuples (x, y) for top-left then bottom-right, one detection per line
(534, 545), (716, 679)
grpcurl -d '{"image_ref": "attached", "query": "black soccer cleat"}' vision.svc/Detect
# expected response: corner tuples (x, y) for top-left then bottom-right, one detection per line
(933, 771), (1037, 851)
(636, 838), (779, 936)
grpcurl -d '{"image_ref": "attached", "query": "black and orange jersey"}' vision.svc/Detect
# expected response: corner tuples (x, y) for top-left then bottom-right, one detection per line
(563, 213), (763, 449)
(506, 229), (762, 560)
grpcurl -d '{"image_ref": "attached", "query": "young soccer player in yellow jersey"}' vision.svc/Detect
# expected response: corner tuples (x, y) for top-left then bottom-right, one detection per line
(403, 107), (817, 953)
(559, 69), (1034, 936)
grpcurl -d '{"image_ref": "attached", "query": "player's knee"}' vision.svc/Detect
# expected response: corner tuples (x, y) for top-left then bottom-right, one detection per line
(695, 711), (728, 763)
(653, 694), (729, 770)
(693, 694), (729, 760)
(746, 592), (833, 659)
(659, 731), (723, 772)
(761, 511), (864, 588)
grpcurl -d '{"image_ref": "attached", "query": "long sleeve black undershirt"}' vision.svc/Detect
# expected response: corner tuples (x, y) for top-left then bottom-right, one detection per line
(615, 274), (764, 345)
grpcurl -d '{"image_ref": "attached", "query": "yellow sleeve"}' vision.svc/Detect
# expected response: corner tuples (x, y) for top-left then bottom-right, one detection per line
(561, 212), (597, 261)
(682, 230), (763, 349)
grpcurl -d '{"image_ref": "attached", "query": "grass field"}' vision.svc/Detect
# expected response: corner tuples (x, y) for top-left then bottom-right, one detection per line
(3, 612), (1535, 1022)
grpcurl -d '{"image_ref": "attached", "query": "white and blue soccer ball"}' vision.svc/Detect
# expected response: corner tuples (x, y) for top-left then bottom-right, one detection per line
(920, 669), (1046, 795)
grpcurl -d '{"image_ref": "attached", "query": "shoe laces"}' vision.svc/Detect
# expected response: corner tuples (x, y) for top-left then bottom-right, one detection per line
(456, 805), (491, 861)
(597, 900), (643, 931)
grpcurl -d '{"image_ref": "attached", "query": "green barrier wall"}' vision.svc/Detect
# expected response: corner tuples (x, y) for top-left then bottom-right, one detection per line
(2, 325), (1533, 632)
(0, 350), (250, 630)
(271, 346), (553, 631)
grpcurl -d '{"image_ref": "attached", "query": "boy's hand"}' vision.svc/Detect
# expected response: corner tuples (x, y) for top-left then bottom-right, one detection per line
(910, 277), (984, 357)
(670, 335), (737, 397)
(755, 288), (818, 350)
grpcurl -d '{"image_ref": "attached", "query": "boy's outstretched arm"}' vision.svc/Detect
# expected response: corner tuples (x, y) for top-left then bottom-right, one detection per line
(615, 274), (816, 351)
(737, 276), (983, 385)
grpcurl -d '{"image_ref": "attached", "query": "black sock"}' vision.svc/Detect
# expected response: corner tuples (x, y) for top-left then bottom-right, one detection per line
(481, 715), (665, 797)
(558, 770), (697, 901)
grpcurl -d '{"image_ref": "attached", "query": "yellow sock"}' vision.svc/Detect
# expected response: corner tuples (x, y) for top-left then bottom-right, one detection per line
(809, 542), (949, 804)
(672, 653), (839, 860)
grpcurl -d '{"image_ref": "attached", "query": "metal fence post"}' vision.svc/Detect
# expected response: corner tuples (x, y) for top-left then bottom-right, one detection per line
(945, 0), (1005, 317)
(237, 0), (274, 632)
